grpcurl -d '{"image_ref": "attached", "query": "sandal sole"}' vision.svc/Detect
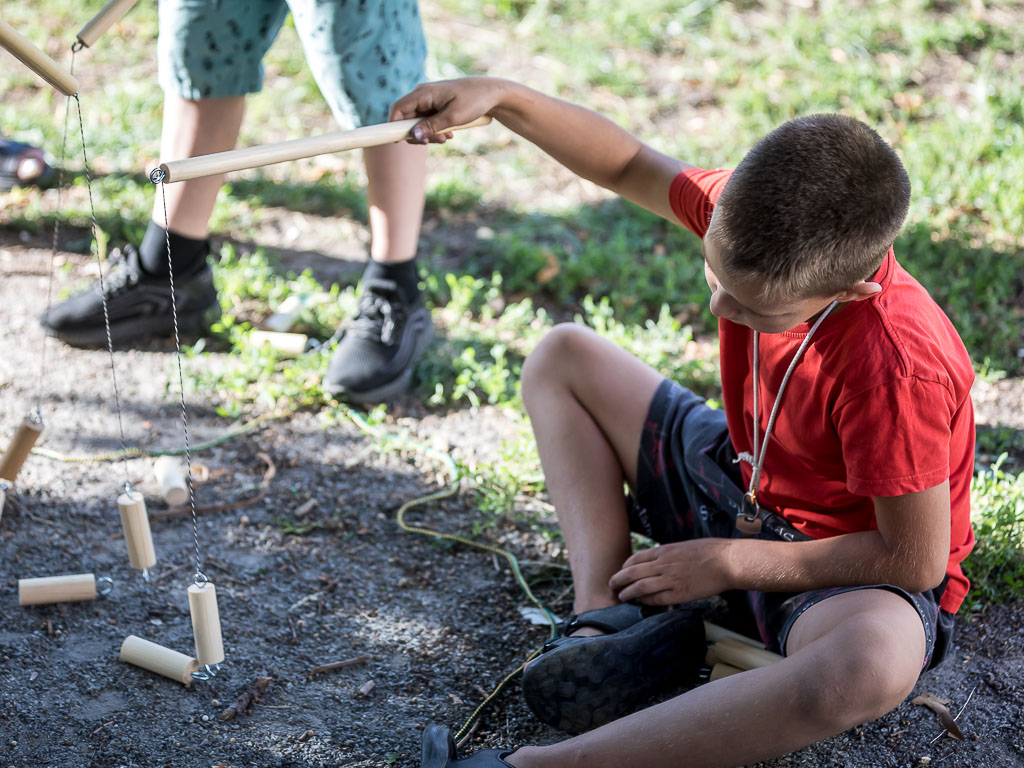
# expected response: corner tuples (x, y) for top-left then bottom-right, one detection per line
(521, 609), (705, 733)
(421, 724), (456, 768)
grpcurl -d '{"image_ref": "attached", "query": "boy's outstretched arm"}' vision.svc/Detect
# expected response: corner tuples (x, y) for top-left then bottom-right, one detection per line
(391, 77), (692, 221)
(609, 481), (952, 605)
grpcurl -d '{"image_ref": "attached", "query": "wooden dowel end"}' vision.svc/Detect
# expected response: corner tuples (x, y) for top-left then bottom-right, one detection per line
(188, 582), (225, 666)
(709, 662), (745, 681)
(0, 415), (44, 483)
(120, 635), (198, 686)
(709, 637), (784, 671)
(76, 0), (140, 48)
(19, 573), (97, 605)
(0, 19), (79, 96)
(118, 491), (157, 569)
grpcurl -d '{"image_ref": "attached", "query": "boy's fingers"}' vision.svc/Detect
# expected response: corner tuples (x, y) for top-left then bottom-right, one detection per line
(622, 547), (659, 568)
(608, 561), (658, 591)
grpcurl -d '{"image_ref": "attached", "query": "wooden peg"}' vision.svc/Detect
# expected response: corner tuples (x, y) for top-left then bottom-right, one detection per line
(0, 19), (79, 96)
(118, 491), (156, 570)
(703, 621), (767, 649)
(76, 0), (140, 49)
(188, 582), (225, 666)
(709, 662), (745, 681)
(708, 636), (784, 671)
(19, 573), (97, 605)
(153, 456), (188, 507)
(0, 415), (44, 483)
(248, 330), (309, 357)
(120, 635), (198, 686)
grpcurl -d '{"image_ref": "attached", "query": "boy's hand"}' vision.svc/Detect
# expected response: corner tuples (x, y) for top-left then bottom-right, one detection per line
(391, 76), (508, 144)
(609, 539), (733, 605)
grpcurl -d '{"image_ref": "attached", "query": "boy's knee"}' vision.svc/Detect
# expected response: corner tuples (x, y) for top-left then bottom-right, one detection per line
(521, 323), (597, 402)
(793, 618), (921, 729)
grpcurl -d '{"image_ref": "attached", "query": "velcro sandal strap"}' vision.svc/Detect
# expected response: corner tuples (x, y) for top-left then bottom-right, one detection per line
(563, 602), (659, 637)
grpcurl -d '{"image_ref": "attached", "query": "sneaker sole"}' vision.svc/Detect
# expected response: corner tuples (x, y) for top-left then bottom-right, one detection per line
(521, 609), (705, 733)
(421, 724), (456, 768)
(324, 313), (435, 404)
(44, 305), (218, 349)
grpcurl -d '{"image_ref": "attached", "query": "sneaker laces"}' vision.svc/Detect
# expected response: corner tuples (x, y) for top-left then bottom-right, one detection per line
(347, 279), (405, 346)
(94, 245), (140, 297)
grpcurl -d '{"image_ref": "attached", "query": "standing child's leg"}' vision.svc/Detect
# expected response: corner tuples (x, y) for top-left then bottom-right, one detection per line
(520, 324), (665, 617)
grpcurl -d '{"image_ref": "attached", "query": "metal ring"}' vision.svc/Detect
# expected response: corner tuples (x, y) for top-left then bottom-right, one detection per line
(193, 571), (210, 588)
(191, 663), (220, 681)
(96, 576), (114, 597)
(71, 40), (84, 53)
(123, 481), (134, 497)
(148, 167), (166, 185)
(28, 408), (43, 425)
(0, 479), (10, 492)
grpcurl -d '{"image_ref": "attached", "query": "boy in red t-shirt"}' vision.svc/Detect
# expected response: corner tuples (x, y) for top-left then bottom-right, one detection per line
(395, 77), (976, 768)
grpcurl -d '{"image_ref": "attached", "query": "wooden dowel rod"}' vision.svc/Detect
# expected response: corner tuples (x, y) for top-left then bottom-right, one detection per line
(19, 573), (97, 605)
(153, 456), (188, 507)
(188, 582), (225, 666)
(120, 635), (198, 686)
(703, 621), (767, 650)
(708, 636), (784, 671)
(156, 116), (491, 183)
(0, 19), (79, 96)
(0, 415), (44, 483)
(0, 479), (7, 523)
(118, 491), (157, 569)
(76, 0), (140, 48)
(248, 330), (309, 357)
(709, 662), (744, 681)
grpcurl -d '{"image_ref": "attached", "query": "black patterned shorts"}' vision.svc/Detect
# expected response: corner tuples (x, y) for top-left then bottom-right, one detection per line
(627, 379), (954, 671)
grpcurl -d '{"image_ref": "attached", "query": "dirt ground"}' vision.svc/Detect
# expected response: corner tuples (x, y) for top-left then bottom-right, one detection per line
(2, 232), (1024, 768)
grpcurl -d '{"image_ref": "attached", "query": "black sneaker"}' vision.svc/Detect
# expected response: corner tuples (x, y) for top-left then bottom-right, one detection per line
(323, 277), (433, 403)
(40, 244), (219, 348)
(521, 605), (705, 733)
(421, 725), (516, 768)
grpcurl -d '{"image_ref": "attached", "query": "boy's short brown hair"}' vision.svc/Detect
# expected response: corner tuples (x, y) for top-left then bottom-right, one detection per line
(710, 113), (911, 303)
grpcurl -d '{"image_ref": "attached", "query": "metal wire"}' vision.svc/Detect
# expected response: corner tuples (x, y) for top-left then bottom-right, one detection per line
(73, 93), (132, 493)
(158, 183), (204, 583)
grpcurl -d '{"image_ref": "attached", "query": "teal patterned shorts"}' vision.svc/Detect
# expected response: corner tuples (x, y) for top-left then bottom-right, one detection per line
(157, 0), (427, 128)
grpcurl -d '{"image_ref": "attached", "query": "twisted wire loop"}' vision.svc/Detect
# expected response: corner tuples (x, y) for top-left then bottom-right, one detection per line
(158, 184), (203, 584)
(72, 92), (133, 493)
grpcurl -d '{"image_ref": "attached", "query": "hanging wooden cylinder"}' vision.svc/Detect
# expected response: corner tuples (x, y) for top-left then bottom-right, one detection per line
(709, 662), (745, 681)
(118, 490), (157, 570)
(120, 635), (198, 686)
(0, 415), (44, 483)
(76, 0), (141, 48)
(153, 456), (188, 507)
(19, 573), (97, 605)
(188, 582), (225, 666)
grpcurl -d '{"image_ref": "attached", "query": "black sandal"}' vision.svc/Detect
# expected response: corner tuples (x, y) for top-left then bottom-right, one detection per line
(421, 725), (516, 767)
(522, 603), (706, 733)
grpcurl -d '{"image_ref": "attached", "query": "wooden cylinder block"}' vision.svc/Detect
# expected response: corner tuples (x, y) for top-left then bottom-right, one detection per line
(188, 582), (225, 666)
(19, 573), (96, 605)
(709, 636), (784, 671)
(0, 19), (79, 96)
(703, 621), (767, 649)
(0, 479), (8, 523)
(120, 635), (198, 686)
(118, 491), (156, 569)
(76, 0), (140, 48)
(709, 663), (745, 681)
(249, 330), (309, 357)
(0, 415), (44, 483)
(153, 456), (188, 507)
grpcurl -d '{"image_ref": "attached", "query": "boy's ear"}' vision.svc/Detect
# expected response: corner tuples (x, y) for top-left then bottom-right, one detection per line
(835, 280), (882, 303)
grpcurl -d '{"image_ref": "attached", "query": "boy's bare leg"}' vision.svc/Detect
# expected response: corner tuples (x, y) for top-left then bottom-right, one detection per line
(152, 94), (246, 237)
(521, 325), (664, 621)
(508, 588), (926, 768)
(364, 140), (428, 263)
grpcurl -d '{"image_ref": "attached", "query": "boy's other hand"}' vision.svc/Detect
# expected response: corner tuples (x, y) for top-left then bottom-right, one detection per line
(391, 76), (507, 144)
(609, 540), (732, 605)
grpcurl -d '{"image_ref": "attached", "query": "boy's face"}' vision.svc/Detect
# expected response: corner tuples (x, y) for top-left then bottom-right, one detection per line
(701, 232), (840, 334)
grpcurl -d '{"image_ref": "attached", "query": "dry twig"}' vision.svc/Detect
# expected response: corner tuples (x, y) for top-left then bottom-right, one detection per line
(308, 655), (370, 679)
(220, 676), (274, 721)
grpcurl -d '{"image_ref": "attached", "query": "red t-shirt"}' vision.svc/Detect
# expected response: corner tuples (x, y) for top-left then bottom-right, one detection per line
(669, 167), (976, 613)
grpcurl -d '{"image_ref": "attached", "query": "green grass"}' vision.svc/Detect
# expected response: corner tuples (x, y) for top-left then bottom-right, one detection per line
(3, 0), (1024, 606)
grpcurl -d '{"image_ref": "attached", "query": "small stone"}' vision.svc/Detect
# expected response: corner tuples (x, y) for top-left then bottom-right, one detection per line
(358, 680), (376, 696)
